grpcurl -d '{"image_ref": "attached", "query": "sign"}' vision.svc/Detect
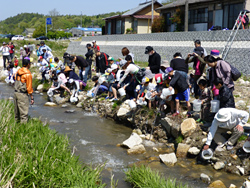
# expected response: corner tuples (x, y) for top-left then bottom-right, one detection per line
(46, 18), (52, 25)
(92, 31), (94, 36)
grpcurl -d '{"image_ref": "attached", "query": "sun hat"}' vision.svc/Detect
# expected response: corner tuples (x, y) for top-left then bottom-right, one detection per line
(156, 75), (163, 84)
(20, 47), (23, 50)
(119, 60), (127, 68)
(69, 78), (74, 84)
(64, 66), (72, 72)
(215, 108), (231, 122)
(108, 57), (115, 61)
(42, 47), (47, 51)
(111, 64), (118, 70)
(145, 46), (153, 54)
(210, 49), (222, 58)
(105, 68), (112, 75)
(56, 70), (61, 74)
(165, 67), (173, 74)
(144, 69), (155, 79)
(141, 77), (150, 84)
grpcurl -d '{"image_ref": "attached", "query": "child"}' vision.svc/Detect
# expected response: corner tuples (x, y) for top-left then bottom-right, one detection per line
(91, 76), (109, 97)
(214, 78), (235, 108)
(198, 79), (211, 122)
(104, 68), (115, 99)
(108, 57), (115, 65)
(139, 77), (156, 109)
(54, 57), (65, 71)
(189, 72), (195, 96)
(14, 56), (19, 67)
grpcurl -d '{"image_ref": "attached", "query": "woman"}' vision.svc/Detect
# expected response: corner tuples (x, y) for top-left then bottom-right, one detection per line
(119, 47), (134, 62)
(204, 55), (234, 91)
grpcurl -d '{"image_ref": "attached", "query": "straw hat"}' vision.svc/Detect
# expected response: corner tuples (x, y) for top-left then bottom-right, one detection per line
(215, 108), (231, 122)
(64, 66), (72, 72)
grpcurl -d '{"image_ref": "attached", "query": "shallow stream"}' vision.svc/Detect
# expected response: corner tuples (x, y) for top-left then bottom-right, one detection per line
(0, 83), (245, 188)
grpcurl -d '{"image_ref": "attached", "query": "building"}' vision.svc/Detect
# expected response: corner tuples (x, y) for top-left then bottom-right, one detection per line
(104, 1), (162, 35)
(23, 28), (35, 38)
(69, 27), (102, 37)
(156, 0), (250, 32)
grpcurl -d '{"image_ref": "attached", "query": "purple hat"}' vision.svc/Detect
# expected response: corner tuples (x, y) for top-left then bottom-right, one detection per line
(24, 57), (30, 61)
(210, 50), (220, 57)
(165, 67), (173, 74)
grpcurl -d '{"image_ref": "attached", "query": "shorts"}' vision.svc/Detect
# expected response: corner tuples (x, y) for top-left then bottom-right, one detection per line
(176, 88), (190, 101)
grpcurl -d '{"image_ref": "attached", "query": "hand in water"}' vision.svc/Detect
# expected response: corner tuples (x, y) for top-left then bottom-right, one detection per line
(30, 99), (34, 105)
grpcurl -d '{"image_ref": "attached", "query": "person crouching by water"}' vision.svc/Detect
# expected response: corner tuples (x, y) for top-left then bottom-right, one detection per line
(14, 58), (34, 124)
(203, 108), (249, 151)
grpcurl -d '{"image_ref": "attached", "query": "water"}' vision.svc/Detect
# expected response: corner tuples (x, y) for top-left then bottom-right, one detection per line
(0, 83), (245, 188)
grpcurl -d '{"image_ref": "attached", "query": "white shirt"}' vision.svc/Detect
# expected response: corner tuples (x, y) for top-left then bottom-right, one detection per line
(206, 108), (249, 145)
(119, 64), (139, 84)
(0, 46), (10, 56)
(43, 51), (54, 62)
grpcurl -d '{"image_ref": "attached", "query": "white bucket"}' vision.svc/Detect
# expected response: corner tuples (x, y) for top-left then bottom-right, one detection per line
(243, 141), (250, 153)
(145, 91), (154, 101)
(45, 74), (50, 80)
(70, 96), (78, 103)
(98, 76), (106, 84)
(137, 97), (147, 106)
(87, 92), (93, 98)
(118, 88), (126, 96)
(47, 89), (53, 97)
(129, 100), (137, 109)
(162, 88), (173, 96)
(201, 148), (213, 160)
(211, 100), (220, 113)
(193, 99), (202, 112)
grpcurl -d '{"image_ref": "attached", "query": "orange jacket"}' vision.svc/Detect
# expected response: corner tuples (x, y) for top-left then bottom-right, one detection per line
(15, 67), (33, 94)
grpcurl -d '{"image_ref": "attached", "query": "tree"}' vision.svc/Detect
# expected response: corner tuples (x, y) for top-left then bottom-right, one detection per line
(33, 25), (45, 38)
(169, 8), (184, 32)
(152, 16), (165, 33)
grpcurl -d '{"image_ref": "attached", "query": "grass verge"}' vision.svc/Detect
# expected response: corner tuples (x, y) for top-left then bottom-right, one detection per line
(0, 100), (105, 188)
(125, 165), (189, 188)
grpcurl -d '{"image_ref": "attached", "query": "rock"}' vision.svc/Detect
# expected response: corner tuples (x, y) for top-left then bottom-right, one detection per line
(55, 96), (68, 104)
(127, 144), (146, 155)
(61, 104), (68, 108)
(122, 133), (142, 149)
(39, 93), (44, 96)
(213, 161), (225, 170)
(140, 135), (146, 139)
(236, 166), (245, 175)
(8, 97), (13, 100)
(200, 173), (211, 184)
(243, 181), (250, 188)
(181, 118), (197, 137)
(176, 143), (190, 158)
(188, 147), (200, 155)
(202, 138), (207, 143)
(239, 78), (245, 85)
(117, 106), (130, 117)
(76, 102), (83, 108)
(37, 84), (44, 91)
(133, 129), (142, 135)
(44, 102), (57, 107)
(208, 180), (226, 188)
(152, 147), (159, 152)
(236, 100), (246, 108)
(145, 134), (154, 141)
(160, 117), (180, 138)
(65, 110), (75, 113)
(229, 184), (236, 188)
(185, 137), (192, 144)
(159, 153), (177, 166)
(78, 95), (85, 102)
(35, 91), (39, 94)
(230, 154), (238, 160)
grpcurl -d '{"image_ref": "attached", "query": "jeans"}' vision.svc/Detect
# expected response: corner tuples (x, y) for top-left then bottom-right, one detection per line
(3, 55), (10, 69)
(83, 66), (90, 83)
(79, 69), (83, 81)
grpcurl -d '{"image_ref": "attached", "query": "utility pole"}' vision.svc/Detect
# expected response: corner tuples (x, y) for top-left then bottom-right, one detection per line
(151, 0), (154, 25)
(46, 18), (47, 36)
(81, 11), (82, 28)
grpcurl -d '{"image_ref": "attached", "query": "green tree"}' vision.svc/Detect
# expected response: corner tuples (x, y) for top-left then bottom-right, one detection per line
(33, 25), (46, 38)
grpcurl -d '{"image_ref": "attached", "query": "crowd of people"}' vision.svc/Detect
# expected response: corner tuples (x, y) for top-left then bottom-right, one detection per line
(1, 39), (250, 152)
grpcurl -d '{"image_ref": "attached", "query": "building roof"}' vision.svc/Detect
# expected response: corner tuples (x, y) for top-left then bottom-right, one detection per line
(123, 0), (162, 16)
(156, 0), (213, 10)
(133, 15), (159, 19)
(71, 27), (102, 32)
(25, 28), (35, 33)
(104, 15), (122, 20)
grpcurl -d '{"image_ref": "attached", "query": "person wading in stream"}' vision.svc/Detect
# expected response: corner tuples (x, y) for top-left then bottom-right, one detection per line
(14, 58), (34, 124)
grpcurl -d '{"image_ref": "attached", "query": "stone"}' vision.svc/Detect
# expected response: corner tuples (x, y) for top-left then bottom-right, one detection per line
(236, 166), (245, 175)
(200, 173), (211, 184)
(181, 118), (197, 137)
(236, 100), (246, 108)
(202, 138), (207, 143)
(65, 110), (75, 113)
(8, 97), (13, 100)
(39, 93), (44, 96)
(61, 104), (68, 108)
(37, 84), (44, 91)
(127, 144), (146, 155)
(145, 134), (154, 141)
(35, 91), (39, 94)
(243, 181), (250, 188)
(208, 180), (226, 188)
(213, 161), (225, 170)
(176, 143), (190, 158)
(160, 117), (180, 138)
(55, 96), (68, 104)
(159, 153), (177, 166)
(188, 147), (200, 155)
(76, 102), (83, 108)
(229, 184), (237, 188)
(239, 78), (246, 85)
(139, 135), (146, 139)
(44, 102), (57, 107)
(133, 129), (142, 135)
(78, 95), (85, 102)
(152, 147), (159, 152)
(117, 106), (130, 117)
(230, 154), (238, 160)
(122, 133), (142, 149)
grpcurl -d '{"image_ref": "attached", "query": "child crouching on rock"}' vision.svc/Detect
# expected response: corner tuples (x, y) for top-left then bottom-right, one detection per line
(89, 76), (109, 97)
(104, 68), (115, 100)
(139, 77), (156, 109)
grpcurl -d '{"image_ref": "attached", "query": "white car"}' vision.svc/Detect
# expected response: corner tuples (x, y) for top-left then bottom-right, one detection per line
(12, 35), (24, 40)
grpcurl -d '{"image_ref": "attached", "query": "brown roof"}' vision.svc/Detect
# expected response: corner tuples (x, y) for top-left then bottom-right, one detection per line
(156, 0), (213, 10)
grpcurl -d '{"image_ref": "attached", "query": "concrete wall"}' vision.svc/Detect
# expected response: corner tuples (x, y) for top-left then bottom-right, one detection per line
(67, 29), (250, 75)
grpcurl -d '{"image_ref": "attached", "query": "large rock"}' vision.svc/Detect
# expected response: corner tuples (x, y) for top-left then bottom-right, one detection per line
(78, 95), (85, 102)
(160, 117), (180, 138)
(122, 133), (142, 149)
(208, 180), (226, 188)
(76, 102), (83, 108)
(243, 181), (250, 188)
(159, 153), (177, 166)
(229, 184), (237, 188)
(117, 107), (130, 117)
(176, 143), (190, 158)
(181, 118), (197, 137)
(127, 144), (146, 154)
(188, 147), (200, 155)
(44, 102), (57, 107)
(55, 96), (68, 104)
(213, 161), (225, 170)
(200, 173), (211, 184)
(37, 84), (44, 91)
(236, 100), (246, 108)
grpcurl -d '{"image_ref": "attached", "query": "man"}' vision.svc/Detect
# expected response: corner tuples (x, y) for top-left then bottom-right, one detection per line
(92, 40), (100, 51)
(95, 50), (109, 74)
(0, 42), (10, 69)
(145, 46), (161, 74)
(203, 108), (249, 150)
(85, 43), (96, 80)
(69, 55), (89, 83)
(14, 58), (34, 124)
(170, 52), (188, 81)
(194, 40), (207, 56)
(39, 41), (52, 56)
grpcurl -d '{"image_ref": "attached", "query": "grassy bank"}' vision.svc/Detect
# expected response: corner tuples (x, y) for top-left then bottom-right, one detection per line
(0, 100), (105, 188)
(125, 165), (189, 188)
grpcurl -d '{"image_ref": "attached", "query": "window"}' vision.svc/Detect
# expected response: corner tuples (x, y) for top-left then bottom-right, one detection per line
(133, 19), (138, 33)
(189, 8), (208, 24)
(116, 20), (121, 34)
(165, 13), (171, 26)
(228, 3), (243, 29)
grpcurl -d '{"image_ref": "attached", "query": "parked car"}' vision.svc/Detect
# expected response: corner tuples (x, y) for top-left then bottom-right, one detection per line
(12, 35), (24, 40)
(5, 34), (15, 40)
(36, 36), (48, 40)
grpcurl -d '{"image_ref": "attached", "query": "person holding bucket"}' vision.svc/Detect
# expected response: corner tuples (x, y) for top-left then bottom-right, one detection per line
(203, 108), (249, 151)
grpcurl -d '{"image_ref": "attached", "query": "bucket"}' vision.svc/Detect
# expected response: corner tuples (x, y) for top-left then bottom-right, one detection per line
(45, 74), (50, 80)
(70, 96), (78, 103)
(211, 100), (220, 113)
(145, 91), (154, 101)
(118, 88), (126, 96)
(243, 141), (250, 153)
(98, 76), (106, 84)
(137, 97), (147, 106)
(193, 99), (202, 112)
(201, 148), (213, 160)
(129, 100), (137, 109)
(162, 88), (173, 96)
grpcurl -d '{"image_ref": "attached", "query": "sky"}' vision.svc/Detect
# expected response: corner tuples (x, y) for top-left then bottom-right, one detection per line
(0, 0), (155, 21)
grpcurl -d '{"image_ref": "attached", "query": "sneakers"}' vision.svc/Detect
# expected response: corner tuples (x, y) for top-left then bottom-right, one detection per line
(172, 112), (179, 117)
(187, 112), (192, 118)
(105, 96), (109, 99)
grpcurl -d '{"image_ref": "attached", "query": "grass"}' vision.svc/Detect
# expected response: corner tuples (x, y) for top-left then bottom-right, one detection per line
(175, 135), (184, 144)
(0, 100), (106, 188)
(112, 100), (123, 110)
(125, 165), (188, 188)
(134, 61), (148, 68)
(238, 134), (248, 141)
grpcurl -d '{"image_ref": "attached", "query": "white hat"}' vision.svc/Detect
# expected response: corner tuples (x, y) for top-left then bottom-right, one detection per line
(119, 60), (127, 68)
(111, 64), (118, 70)
(92, 40), (96, 43)
(24, 45), (27, 48)
(69, 78), (74, 84)
(215, 108), (231, 122)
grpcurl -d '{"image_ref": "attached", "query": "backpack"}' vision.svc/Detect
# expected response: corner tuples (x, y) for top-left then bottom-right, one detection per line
(135, 68), (146, 83)
(229, 64), (241, 81)
(14, 74), (27, 93)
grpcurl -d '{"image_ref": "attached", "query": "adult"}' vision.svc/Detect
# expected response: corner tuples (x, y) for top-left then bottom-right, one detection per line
(39, 41), (52, 56)
(170, 52), (188, 80)
(119, 47), (134, 62)
(204, 54), (234, 92)
(42, 48), (54, 63)
(85, 43), (95, 80)
(92, 40), (100, 51)
(64, 66), (79, 80)
(145, 46), (161, 74)
(95, 50), (109, 74)
(69, 55), (89, 83)
(24, 45), (31, 57)
(13, 58), (34, 124)
(0, 42), (10, 69)
(194, 40), (207, 56)
(8, 42), (15, 60)
(19, 47), (27, 61)
(203, 108), (249, 150)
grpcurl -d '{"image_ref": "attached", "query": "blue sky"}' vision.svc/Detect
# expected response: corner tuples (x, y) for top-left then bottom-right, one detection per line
(0, 0), (153, 21)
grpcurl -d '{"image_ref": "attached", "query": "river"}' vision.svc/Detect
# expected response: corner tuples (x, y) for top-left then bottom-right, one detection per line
(0, 83), (245, 188)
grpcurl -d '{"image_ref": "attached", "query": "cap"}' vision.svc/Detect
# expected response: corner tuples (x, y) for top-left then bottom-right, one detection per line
(63, 52), (70, 58)
(92, 40), (96, 43)
(40, 41), (45, 44)
(39, 56), (43, 59)
(111, 64), (118, 70)
(3, 42), (6, 45)
(210, 49), (222, 58)
(135, 85), (141, 92)
(24, 45), (27, 48)
(165, 67), (173, 74)
(156, 75), (163, 84)
(108, 57), (115, 61)
(56, 70), (61, 74)
(105, 68), (112, 75)
(119, 60), (127, 68)
(194, 47), (204, 56)
(69, 78), (74, 84)
(142, 77), (149, 84)
(86, 43), (92, 48)
(42, 47), (47, 51)
(145, 46), (153, 54)
(20, 47), (23, 50)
